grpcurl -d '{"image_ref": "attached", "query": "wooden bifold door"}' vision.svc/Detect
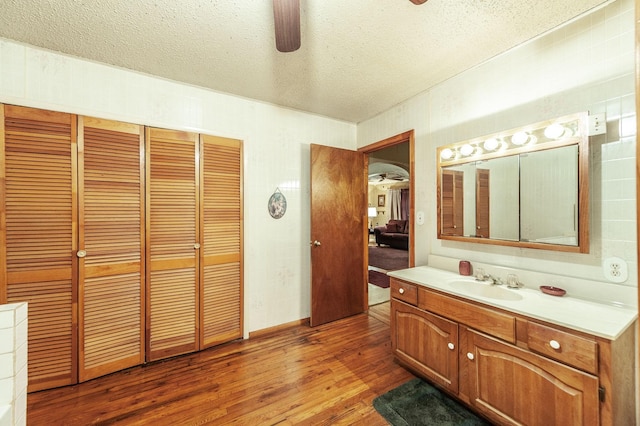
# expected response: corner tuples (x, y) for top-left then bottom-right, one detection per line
(2, 105), (78, 391)
(78, 117), (146, 382)
(1, 105), (243, 392)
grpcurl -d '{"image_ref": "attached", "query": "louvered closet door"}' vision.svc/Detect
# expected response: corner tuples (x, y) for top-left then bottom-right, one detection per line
(78, 117), (145, 381)
(146, 127), (199, 361)
(1, 105), (77, 391)
(200, 135), (243, 348)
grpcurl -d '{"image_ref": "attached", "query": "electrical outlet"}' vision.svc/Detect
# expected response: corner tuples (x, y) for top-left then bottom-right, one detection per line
(603, 257), (628, 283)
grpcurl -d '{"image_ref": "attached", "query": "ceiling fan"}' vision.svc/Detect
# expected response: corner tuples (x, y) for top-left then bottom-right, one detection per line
(273, 0), (428, 53)
(368, 172), (407, 183)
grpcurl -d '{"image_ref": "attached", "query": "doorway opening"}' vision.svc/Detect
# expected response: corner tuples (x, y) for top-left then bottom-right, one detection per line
(359, 131), (415, 307)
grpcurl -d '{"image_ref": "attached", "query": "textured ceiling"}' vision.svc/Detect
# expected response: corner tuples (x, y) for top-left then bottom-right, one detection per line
(0, 0), (608, 123)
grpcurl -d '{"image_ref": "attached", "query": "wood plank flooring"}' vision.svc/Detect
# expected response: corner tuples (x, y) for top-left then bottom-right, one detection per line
(28, 302), (414, 425)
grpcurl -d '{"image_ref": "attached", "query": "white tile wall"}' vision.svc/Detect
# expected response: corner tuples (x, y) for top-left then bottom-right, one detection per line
(0, 303), (27, 426)
(358, 0), (638, 306)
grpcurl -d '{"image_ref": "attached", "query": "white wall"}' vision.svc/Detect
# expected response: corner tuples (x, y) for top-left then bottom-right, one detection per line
(0, 38), (356, 335)
(358, 0), (637, 307)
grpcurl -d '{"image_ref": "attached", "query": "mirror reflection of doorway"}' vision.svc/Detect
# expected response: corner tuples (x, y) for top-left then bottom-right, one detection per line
(475, 168), (490, 238)
(365, 137), (412, 308)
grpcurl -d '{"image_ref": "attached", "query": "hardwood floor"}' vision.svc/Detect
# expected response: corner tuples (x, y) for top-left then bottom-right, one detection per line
(28, 302), (413, 425)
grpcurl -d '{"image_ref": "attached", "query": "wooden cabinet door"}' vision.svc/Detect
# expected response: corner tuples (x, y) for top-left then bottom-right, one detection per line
(466, 329), (599, 426)
(1, 105), (78, 391)
(146, 128), (199, 361)
(391, 300), (458, 393)
(77, 117), (145, 381)
(200, 135), (243, 348)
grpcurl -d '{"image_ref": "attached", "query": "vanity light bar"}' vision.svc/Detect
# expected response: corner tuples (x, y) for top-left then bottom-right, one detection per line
(438, 112), (588, 166)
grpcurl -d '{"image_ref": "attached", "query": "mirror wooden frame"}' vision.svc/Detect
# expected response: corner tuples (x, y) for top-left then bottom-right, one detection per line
(436, 112), (590, 253)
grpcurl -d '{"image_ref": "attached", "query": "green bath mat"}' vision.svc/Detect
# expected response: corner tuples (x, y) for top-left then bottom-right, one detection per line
(373, 378), (491, 426)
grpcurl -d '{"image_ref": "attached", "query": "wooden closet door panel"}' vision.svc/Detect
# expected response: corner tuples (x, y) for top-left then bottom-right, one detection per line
(475, 169), (490, 238)
(146, 128), (199, 360)
(2, 105), (77, 391)
(78, 117), (145, 381)
(441, 169), (463, 236)
(200, 136), (243, 347)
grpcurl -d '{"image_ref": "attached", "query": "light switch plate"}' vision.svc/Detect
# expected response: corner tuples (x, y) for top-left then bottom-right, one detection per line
(588, 113), (606, 136)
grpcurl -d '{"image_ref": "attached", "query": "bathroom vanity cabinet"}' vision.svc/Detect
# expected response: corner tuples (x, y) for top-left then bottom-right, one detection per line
(390, 277), (636, 426)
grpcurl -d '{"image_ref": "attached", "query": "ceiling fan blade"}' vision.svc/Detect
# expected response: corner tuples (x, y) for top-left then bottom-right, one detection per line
(409, 0), (428, 4)
(273, 0), (301, 52)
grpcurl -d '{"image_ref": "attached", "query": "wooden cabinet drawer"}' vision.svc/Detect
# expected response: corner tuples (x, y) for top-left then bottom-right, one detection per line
(418, 288), (516, 344)
(390, 279), (418, 305)
(527, 322), (598, 374)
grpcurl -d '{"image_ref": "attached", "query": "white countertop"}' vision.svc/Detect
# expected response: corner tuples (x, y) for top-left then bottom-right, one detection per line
(388, 266), (637, 340)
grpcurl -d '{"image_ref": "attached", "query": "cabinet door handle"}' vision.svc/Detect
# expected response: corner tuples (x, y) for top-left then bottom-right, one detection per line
(447, 342), (455, 350)
(399, 288), (405, 294)
(77, 250), (87, 258)
(467, 352), (474, 360)
(549, 340), (561, 350)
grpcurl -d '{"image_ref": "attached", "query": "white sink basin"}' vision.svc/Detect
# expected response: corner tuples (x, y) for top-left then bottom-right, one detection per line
(448, 279), (523, 301)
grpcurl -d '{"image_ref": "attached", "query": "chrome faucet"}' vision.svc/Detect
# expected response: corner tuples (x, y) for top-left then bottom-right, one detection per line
(486, 274), (503, 285)
(505, 273), (524, 289)
(475, 269), (502, 285)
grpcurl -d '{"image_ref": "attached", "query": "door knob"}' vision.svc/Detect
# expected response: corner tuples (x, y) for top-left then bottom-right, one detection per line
(312, 240), (321, 247)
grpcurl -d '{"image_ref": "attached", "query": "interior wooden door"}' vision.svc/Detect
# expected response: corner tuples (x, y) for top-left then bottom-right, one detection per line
(77, 117), (145, 381)
(200, 135), (243, 347)
(146, 127), (199, 361)
(310, 144), (366, 327)
(475, 168), (490, 238)
(1, 105), (78, 391)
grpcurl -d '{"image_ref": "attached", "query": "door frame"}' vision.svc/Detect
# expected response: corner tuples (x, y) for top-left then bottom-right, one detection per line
(359, 130), (415, 269)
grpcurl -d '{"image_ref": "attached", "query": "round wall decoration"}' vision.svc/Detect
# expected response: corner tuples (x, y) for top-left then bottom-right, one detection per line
(268, 188), (287, 219)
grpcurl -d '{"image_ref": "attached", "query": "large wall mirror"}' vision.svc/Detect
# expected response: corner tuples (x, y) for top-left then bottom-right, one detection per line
(437, 112), (589, 253)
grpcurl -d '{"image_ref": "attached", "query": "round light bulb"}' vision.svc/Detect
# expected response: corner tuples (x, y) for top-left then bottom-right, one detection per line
(460, 144), (474, 156)
(511, 131), (529, 145)
(544, 123), (564, 139)
(440, 148), (453, 160)
(483, 138), (499, 151)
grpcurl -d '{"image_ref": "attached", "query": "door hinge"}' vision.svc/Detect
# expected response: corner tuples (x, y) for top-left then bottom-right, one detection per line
(599, 386), (605, 402)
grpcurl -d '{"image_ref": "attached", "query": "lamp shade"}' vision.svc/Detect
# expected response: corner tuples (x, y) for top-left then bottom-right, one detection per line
(368, 207), (377, 218)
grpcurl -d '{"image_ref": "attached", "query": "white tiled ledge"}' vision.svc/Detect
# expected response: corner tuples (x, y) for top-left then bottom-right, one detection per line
(0, 302), (28, 426)
(0, 405), (11, 426)
(388, 265), (637, 340)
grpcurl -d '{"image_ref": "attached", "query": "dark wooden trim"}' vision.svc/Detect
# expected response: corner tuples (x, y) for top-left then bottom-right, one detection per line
(359, 130), (416, 268)
(249, 318), (310, 339)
